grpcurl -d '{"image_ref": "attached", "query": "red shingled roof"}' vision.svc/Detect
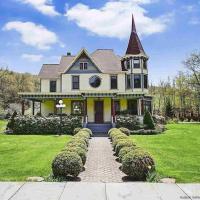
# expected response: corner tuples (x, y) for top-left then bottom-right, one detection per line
(126, 15), (146, 55)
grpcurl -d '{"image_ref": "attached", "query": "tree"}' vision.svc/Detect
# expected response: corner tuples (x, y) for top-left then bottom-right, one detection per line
(143, 110), (155, 129)
(164, 97), (174, 118)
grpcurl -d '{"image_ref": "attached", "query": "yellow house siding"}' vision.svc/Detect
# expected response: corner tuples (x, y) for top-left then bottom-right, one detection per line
(120, 99), (127, 111)
(41, 100), (54, 115)
(104, 98), (111, 122)
(87, 98), (94, 122)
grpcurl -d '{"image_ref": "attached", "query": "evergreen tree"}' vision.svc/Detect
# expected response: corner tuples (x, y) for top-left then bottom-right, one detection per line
(143, 110), (155, 129)
(165, 97), (174, 118)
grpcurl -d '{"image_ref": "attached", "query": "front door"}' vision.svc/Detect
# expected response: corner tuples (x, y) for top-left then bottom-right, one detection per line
(94, 101), (104, 123)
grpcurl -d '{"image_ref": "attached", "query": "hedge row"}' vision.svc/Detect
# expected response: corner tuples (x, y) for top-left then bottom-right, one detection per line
(108, 128), (155, 181)
(7, 115), (82, 135)
(52, 128), (92, 178)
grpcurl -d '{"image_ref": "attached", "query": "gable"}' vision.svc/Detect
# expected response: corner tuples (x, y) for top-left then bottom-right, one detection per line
(65, 51), (101, 74)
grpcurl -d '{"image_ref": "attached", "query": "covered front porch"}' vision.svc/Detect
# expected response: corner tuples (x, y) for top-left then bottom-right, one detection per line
(19, 92), (152, 125)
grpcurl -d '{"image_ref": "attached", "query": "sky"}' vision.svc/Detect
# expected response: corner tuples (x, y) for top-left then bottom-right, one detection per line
(0, 0), (200, 84)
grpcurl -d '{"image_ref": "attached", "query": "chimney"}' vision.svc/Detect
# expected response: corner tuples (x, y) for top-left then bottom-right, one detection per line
(67, 52), (71, 56)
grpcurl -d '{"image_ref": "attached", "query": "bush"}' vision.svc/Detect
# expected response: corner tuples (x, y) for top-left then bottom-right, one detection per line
(52, 151), (83, 177)
(81, 128), (93, 137)
(119, 127), (130, 136)
(73, 127), (82, 135)
(143, 111), (155, 130)
(115, 139), (136, 155)
(121, 150), (155, 180)
(62, 147), (87, 165)
(153, 115), (166, 125)
(118, 146), (140, 162)
(74, 135), (89, 146)
(108, 128), (118, 137)
(112, 135), (128, 149)
(8, 115), (82, 135)
(116, 115), (141, 130)
(75, 131), (90, 140)
(67, 140), (87, 151)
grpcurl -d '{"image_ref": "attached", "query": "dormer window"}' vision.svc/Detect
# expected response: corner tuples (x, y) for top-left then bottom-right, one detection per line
(133, 58), (140, 68)
(80, 62), (88, 70)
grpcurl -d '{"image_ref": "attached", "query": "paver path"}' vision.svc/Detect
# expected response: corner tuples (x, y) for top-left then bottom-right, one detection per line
(79, 137), (126, 182)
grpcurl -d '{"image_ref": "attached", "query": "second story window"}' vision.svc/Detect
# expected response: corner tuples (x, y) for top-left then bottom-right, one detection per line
(126, 59), (130, 70)
(110, 75), (118, 89)
(72, 76), (79, 89)
(126, 74), (131, 89)
(80, 62), (88, 70)
(143, 60), (147, 69)
(133, 58), (140, 68)
(134, 74), (141, 88)
(144, 74), (148, 88)
(50, 80), (56, 92)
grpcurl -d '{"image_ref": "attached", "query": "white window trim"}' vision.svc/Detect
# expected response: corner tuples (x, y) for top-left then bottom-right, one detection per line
(80, 62), (88, 70)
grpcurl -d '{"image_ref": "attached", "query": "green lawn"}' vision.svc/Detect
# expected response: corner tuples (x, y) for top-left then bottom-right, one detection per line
(0, 120), (71, 181)
(131, 124), (200, 183)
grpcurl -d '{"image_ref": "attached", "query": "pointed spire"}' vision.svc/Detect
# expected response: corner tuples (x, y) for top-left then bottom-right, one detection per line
(126, 14), (146, 56)
(131, 14), (137, 33)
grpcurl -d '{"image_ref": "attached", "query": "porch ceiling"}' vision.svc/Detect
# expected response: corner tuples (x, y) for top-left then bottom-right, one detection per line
(18, 92), (152, 100)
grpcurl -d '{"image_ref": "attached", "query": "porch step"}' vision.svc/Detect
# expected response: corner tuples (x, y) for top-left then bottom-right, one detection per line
(86, 123), (112, 134)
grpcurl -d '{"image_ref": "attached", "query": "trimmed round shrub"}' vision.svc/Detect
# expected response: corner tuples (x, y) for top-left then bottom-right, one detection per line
(121, 150), (155, 180)
(73, 127), (82, 135)
(81, 128), (93, 137)
(108, 128), (118, 136)
(112, 135), (128, 149)
(67, 141), (87, 151)
(110, 129), (124, 141)
(118, 146), (140, 162)
(62, 147), (87, 165)
(74, 135), (89, 146)
(76, 131), (90, 139)
(115, 139), (136, 155)
(52, 151), (83, 177)
(119, 127), (130, 136)
(70, 137), (88, 147)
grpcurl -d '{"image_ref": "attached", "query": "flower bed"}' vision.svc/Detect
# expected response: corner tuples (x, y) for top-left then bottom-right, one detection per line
(108, 128), (155, 181)
(7, 115), (82, 135)
(52, 128), (92, 178)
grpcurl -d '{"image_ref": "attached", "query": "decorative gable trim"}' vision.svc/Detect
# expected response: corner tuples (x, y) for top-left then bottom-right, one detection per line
(63, 48), (102, 73)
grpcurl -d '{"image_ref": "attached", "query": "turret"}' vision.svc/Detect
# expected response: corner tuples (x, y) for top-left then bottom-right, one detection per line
(121, 14), (148, 92)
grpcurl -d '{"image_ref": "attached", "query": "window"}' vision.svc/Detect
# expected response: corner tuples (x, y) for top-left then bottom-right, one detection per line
(126, 59), (130, 70)
(72, 76), (79, 89)
(50, 80), (56, 92)
(126, 74), (131, 89)
(71, 101), (84, 115)
(89, 75), (101, 88)
(127, 100), (138, 115)
(144, 74), (148, 89)
(143, 60), (147, 69)
(144, 100), (152, 113)
(80, 62), (88, 70)
(114, 100), (120, 114)
(133, 58), (140, 68)
(110, 75), (118, 89)
(134, 74), (141, 88)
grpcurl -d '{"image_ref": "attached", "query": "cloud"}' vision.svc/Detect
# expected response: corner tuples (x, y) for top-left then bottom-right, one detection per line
(65, 0), (173, 39)
(17, 0), (59, 16)
(3, 21), (59, 50)
(189, 18), (200, 25)
(22, 54), (43, 62)
(182, 5), (196, 13)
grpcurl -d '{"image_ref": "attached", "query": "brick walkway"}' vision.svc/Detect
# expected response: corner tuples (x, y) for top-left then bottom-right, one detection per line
(79, 137), (126, 182)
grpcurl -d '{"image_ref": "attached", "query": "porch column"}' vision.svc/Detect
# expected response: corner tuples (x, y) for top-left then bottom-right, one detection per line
(32, 100), (35, 116)
(141, 99), (144, 115)
(84, 98), (87, 123)
(137, 99), (141, 116)
(21, 100), (25, 116)
(111, 98), (115, 123)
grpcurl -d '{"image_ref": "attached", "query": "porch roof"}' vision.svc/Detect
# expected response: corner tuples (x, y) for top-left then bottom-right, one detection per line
(18, 92), (152, 100)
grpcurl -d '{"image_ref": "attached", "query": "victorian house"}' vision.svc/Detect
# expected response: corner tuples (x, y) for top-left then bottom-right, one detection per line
(19, 15), (152, 130)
